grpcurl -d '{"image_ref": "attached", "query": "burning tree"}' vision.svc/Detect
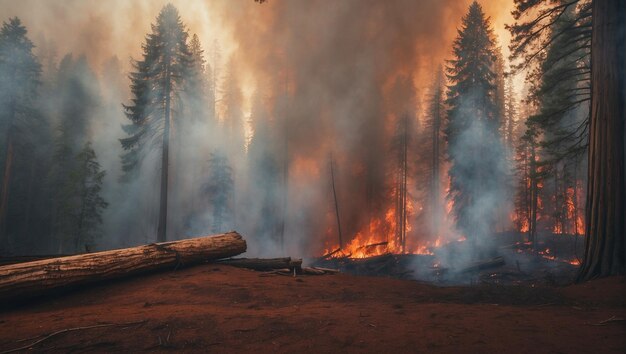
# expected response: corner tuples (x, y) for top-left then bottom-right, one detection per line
(422, 67), (446, 239)
(508, 1), (591, 239)
(509, 0), (624, 279)
(445, 1), (508, 258)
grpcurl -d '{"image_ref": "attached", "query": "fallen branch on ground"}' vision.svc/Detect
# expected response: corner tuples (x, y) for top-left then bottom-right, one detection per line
(216, 257), (302, 271)
(590, 316), (626, 326)
(1, 320), (147, 354)
(460, 256), (506, 273)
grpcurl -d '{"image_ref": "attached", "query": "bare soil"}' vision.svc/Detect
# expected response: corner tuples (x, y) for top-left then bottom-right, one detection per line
(0, 265), (624, 353)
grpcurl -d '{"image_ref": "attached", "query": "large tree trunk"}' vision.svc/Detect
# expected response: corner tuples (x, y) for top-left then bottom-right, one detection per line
(157, 64), (172, 243)
(0, 138), (14, 249)
(577, 0), (626, 281)
(0, 231), (246, 302)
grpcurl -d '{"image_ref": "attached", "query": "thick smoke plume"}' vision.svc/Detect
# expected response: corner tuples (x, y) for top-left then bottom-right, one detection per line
(0, 0), (516, 258)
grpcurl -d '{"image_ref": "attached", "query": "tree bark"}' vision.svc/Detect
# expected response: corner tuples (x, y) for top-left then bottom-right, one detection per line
(0, 138), (14, 249)
(432, 71), (442, 238)
(577, 0), (626, 281)
(157, 63), (172, 243)
(330, 154), (343, 248)
(0, 231), (246, 302)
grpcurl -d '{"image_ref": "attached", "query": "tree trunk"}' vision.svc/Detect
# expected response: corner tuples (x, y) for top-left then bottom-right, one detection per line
(529, 140), (538, 248)
(577, 0), (626, 281)
(330, 154), (343, 248)
(157, 65), (172, 243)
(432, 73), (441, 238)
(0, 138), (14, 249)
(0, 231), (247, 302)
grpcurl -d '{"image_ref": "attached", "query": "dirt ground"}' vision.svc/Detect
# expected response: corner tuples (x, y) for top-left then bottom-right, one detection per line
(0, 265), (624, 353)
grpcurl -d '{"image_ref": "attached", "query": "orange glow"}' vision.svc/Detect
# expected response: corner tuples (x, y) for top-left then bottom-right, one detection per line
(322, 196), (451, 259)
(538, 248), (556, 261)
(520, 219), (529, 233)
(576, 215), (585, 235)
(568, 184), (586, 236)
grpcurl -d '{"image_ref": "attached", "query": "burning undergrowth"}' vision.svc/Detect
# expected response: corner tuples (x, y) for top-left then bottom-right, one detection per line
(312, 232), (582, 286)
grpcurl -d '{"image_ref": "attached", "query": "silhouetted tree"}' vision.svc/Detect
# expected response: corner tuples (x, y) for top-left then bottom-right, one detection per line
(120, 4), (193, 242)
(0, 17), (42, 251)
(54, 143), (107, 253)
(204, 151), (234, 233)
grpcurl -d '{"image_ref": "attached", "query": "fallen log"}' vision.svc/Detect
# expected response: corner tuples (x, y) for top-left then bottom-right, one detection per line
(459, 256), (505, 273)
(356, 242), (388, 252)
(310, 266), (340, 274)
(321, 248), (342, 259)
(216, 257), (302, 270)
(302, 267), (326, 275)
(0, 231), (246, 302)
(301, 267), (340, 275)
(0, 255), (69, 266)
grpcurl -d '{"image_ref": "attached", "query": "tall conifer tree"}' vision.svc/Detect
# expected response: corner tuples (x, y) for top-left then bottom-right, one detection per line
(445, 1), (507, 257)
(120, 4), (193, 242)
(0, 17), (42, 249)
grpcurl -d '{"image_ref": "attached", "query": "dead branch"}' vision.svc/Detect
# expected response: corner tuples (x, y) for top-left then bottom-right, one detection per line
(1, 320), (147, 354)
(590, 316), (626, 326)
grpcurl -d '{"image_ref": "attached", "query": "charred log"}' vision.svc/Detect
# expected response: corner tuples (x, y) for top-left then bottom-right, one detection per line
(460, 256), (506, 273)
(216, 257), (302, 270)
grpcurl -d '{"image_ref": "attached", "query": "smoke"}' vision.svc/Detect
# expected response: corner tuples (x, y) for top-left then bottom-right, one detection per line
(0, 0), (517, 257)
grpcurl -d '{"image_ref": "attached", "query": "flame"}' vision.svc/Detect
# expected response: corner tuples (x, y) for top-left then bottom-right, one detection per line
(567, 185), (585, 236)
(538, 248), (556, 261)
(322, 197), (453, 259)
(520, 219), (529, 232)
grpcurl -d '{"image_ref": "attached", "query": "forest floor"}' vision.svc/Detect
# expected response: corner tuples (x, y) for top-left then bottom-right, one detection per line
(0, 265), (624, 353)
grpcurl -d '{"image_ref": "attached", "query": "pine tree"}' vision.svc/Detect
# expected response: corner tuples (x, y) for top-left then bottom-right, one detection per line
(494, 48), (506, 134)
(509, 0), (591, 158)
(387, 75), (415, 252)
(425, 67), (445, 237)
(515, 121), (541, 245)
(208, 39), (221, 122)
(530, 4), (590, 162)
(47, 54), (101, 251)
(175, 33), (210, 235)
(55, 54), (100, 151)
(247, 89), (281, 251)
(186, 33), (207, 124)
(54, 142), (107, 253)
(221, 57), (245, 156)
(120, 4), (193, 242)
(503, 76), (517, 146)
(0, 17), (42, 250)
(204, 151), (234, 233)
(513, 3), (590, 237)
(445, 1), (507, 257)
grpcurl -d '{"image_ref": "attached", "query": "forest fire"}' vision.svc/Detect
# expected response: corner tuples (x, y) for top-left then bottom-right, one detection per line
(0, 0), (625, 353)
(322, 203), (440, 259)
